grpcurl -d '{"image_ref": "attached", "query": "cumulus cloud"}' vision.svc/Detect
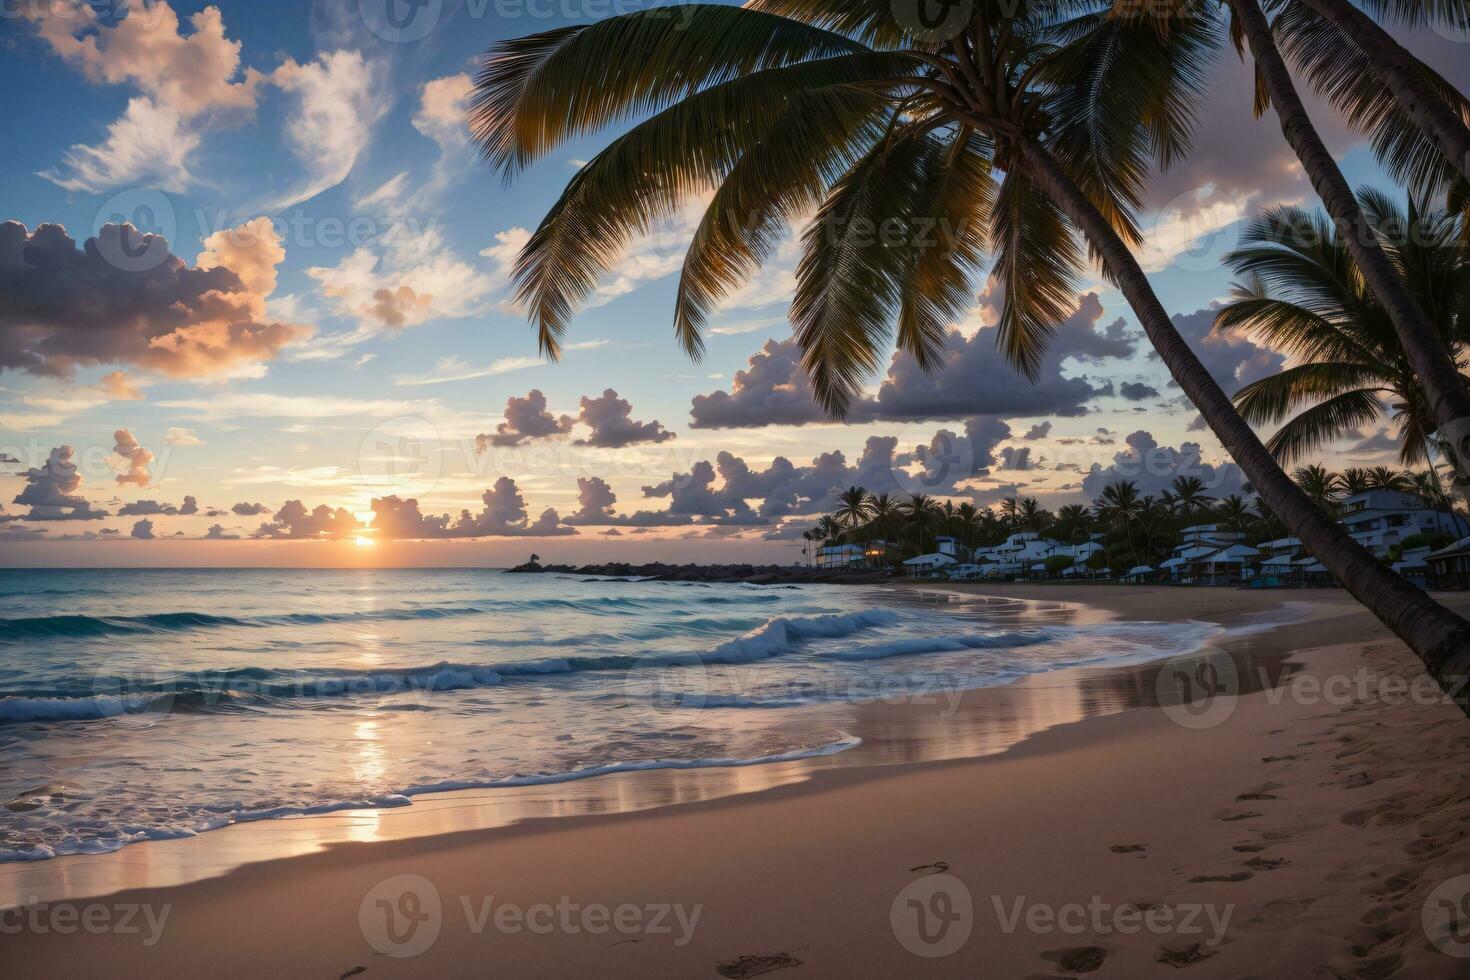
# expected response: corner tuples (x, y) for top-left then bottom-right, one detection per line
(574, 389), (676, 448)
(303, 226), (496, 346)
(563, 476), (692, 527)
(1166, 304), (1286, 396)
(368, 478), (575, 538)
(131, 518), (156, 539)
(231, 501), (271, 516)
(204, 524), (239, 539)
(1120, 381), (1161, 402)
(999, 447), (1036, 471)
(476, 389), (573, 449)
(112, 428), (153, 487)
(117, 499), (174, 516)
(641, 421), (1003, 524)
(1080, 430), (1247, 499)
(23, 1), (262, 191)
(254, 500), (363, 539)
(0, 220), (307, 379)
(1022, 421), (1052, 441)
(12, 445), (109, 521)
(691, 292), (1131, 428)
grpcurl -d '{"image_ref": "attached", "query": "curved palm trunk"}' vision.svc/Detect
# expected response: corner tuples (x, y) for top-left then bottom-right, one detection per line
(1298, 0), (1470, 185)
(1227, 0), (1470, 464)
(1019, 136), (1470, 714)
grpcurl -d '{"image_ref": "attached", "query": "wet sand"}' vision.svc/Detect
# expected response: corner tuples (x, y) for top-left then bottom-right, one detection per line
(6, 585), (1470, 978)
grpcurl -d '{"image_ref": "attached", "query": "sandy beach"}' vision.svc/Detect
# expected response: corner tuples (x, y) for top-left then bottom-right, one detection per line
(6, 584), (1470, 978)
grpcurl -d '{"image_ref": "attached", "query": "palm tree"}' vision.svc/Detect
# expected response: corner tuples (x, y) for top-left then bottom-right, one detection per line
(993, 497), (1016, 532)
(1017, 497), (1049, 532)
(1217, 191), (1469, 466)
(800, 527), (816, 567)
(1053, 503), (1093, 545)
(1341, 467), (1372, 496)
(1281, 0), (1470, 191)
(898, 492), (939, 556)
(1412, 469), (1454, 512)
(868, 491), (898, 545)
(1169, 475), (1215, 524)
(816, 514), (843, 547)
(476, 3), (1470, 705)
(1094, 480), (1146, 568)
(1217, 0), (1470, 452)
(1216, 494), (1258, 539)
(1293, 464), (1344, 513)
(954, 501), (982, 553)
(1366, 466), (1413, 493)
(834, 485), (874, 535)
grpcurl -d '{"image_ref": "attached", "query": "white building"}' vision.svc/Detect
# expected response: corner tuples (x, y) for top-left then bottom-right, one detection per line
(1336, 489), (1469, 556)
(904, 553), (957, 578)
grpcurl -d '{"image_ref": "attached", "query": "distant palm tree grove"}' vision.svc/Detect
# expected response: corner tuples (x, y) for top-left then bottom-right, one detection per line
(796, 466), (1465, 579)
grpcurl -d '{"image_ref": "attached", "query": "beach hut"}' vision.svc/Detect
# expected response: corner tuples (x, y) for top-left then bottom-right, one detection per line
(1123, 565), (1155, 583)
(903, 553), (957, 579)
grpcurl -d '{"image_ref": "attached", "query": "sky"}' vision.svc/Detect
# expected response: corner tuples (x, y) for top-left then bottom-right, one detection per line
(0, 0), (1466, 567)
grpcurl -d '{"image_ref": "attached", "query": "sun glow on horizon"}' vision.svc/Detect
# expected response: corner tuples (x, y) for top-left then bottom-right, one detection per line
(354, 536), (376, 548)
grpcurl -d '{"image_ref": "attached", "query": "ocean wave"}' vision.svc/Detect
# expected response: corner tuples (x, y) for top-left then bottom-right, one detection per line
(821, 629), (1053, 662)
(0, 609), (903, 722)
(0, 593), (791, 641)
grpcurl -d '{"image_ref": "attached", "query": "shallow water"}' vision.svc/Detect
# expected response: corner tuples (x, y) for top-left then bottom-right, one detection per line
(0, 569), (1221, 862)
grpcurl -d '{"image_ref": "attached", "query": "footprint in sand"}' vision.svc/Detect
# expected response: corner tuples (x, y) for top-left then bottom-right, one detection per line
(1040, 945), (1109, 973)
(1261, 755), (1296, 763)
(1189, 872), (1254, 883)
(909, 861), (950, 875)
(1156, 943), (1217, 967)
(1243, 856), (1290, 871)
(1236, 792), (1279, 801)
(1109, 844), (1148, 854)
(1232, 843), (1269, 853)
(1220, 811), (1262, 822)
(716, 954), (804, 978)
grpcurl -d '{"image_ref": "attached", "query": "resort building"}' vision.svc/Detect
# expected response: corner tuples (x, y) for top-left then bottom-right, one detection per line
(1336, 489), (1469, 556)
(903, 552), (958, 578)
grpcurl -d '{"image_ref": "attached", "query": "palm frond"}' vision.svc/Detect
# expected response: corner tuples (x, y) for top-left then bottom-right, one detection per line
(1263, 388), (1386, 462)
(471, 6), (867, 177)
(793, 128), (939, 416)
(990, 165), (1082, 381)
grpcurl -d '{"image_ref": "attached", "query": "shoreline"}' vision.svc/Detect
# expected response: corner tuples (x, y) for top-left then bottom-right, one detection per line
(8, 585), (1470, 977)
(0, 583), (1299, 903)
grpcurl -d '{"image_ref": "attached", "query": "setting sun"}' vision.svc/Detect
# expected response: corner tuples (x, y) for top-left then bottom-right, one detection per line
(354, 536), (375, 548)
